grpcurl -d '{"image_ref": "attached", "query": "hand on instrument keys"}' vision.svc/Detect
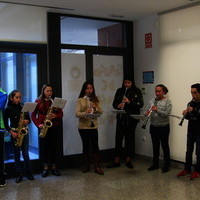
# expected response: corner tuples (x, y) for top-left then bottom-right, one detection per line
(118, 102), (125, 109)
(122, 97), (130, 104)
(10, 130), (18, 138)
(49, 113), (56, 120)
(23, 119), (30, 125)
(145, 110), (151, 116)
(151, 105), (158, 111)
(87, 102), (95, 114)
(182, 106), (193, 115)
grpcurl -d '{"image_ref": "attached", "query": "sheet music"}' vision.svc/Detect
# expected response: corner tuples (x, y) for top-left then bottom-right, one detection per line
(112, 110), (126, 114)
(51, 97), (67, 109)
(21, 102), (37, 112)
(85, 113), (101, 119)
(130, 114), (147, 120)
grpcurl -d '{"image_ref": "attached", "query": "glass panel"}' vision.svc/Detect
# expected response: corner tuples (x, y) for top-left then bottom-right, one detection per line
(61, 50), (86, 155)
(0, 52), (38, 163)
(93, 55), (123, 149)
(61, 17), (125, 47)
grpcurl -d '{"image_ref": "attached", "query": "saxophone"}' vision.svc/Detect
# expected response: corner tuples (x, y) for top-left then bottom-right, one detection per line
(14, 112), (28, 147)
(39, 107), (53, 138)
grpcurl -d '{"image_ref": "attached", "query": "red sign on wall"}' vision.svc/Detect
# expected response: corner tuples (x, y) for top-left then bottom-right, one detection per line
(145, 33), (152, 48)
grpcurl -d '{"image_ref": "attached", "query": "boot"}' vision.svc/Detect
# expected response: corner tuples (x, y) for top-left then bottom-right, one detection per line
(94, 154), (104, 175)
(82, 154), (90, 173)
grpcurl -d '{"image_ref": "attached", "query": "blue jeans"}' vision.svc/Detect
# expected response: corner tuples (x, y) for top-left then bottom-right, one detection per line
(12, 134), (30, 174)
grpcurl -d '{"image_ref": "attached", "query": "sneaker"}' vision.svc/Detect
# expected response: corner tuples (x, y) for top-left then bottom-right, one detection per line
(190, 171), (200, 180)
(0, 178), (6, 188)
(176, 170), (191, 177)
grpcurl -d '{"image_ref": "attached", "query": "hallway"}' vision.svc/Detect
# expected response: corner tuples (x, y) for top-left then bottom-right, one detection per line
(1, 157), (200, 200)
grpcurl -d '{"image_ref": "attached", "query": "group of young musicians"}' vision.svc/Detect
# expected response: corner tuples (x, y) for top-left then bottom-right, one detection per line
(1, 79), (200, 188)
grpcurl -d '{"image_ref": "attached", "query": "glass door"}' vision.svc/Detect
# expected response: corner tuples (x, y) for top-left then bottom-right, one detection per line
(93, 55), (123, 150)
(61, 49), (86, 155)
(0, 52), (39, 163)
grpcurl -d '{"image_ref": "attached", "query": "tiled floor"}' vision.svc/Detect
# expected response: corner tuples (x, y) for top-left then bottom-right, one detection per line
(1, 156), (200, 200)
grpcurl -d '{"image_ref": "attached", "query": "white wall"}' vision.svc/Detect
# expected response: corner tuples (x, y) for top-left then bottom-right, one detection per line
(134, 5), (200, 162)
(134, 15), (159, 158)
(0, 3), (47, 42)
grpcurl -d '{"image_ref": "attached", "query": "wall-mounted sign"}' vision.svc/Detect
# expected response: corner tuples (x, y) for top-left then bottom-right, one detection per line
(145, 33), (152, 48)
(143, 71), (154, 84)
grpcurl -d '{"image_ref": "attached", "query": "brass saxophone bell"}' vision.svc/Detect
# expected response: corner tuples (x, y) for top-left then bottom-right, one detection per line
(20, 128), (28, 135)
(44, 119), (53, 127)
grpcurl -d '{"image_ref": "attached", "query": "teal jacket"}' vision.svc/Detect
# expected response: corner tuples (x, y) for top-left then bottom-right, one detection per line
(0, 88), (7, 129)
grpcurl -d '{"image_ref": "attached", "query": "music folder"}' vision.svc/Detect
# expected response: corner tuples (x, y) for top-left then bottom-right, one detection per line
(130, 115), (147, 120)
(112, 110), (126, 114)
(22, 102), (37, 112)
(85, 113), (101, 119)
(51, 97), (67, 109)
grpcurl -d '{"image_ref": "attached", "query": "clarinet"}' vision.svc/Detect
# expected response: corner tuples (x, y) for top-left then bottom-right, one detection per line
(179, 101), (191, 126)
(179, 116), (185, 126)
(142, 98), (158, 129)
(85, 96), (95, 127)
(120, 87), (128, 110)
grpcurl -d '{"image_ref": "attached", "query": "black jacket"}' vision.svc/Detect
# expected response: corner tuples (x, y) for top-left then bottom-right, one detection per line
(185, 100), (200, 133)
(113, 87), (144, 123)
(3, 103), (30, 132)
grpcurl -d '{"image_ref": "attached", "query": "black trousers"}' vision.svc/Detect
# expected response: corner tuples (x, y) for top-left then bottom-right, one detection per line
(150, 124), (170, 167)
(79, 129), (99, 154)
(185, 131), (200, 172)
(0, 131), (4, 177)
(39, 126), (59, 165)
(115, 119), (137, 158)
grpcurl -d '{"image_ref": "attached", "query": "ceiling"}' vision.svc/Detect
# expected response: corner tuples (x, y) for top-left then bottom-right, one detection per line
(1, 0), (200, 21)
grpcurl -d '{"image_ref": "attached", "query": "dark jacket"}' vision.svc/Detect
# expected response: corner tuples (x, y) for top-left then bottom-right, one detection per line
(3, 103), (30, 132)
(185, 100), (200, 133)
(113, 86), (144, 123)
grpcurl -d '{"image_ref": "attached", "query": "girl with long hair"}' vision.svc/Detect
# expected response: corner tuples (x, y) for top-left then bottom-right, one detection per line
(31, 84), (63, 177)
(75, 81), (104, 175)
(4, 90), (34, 183)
